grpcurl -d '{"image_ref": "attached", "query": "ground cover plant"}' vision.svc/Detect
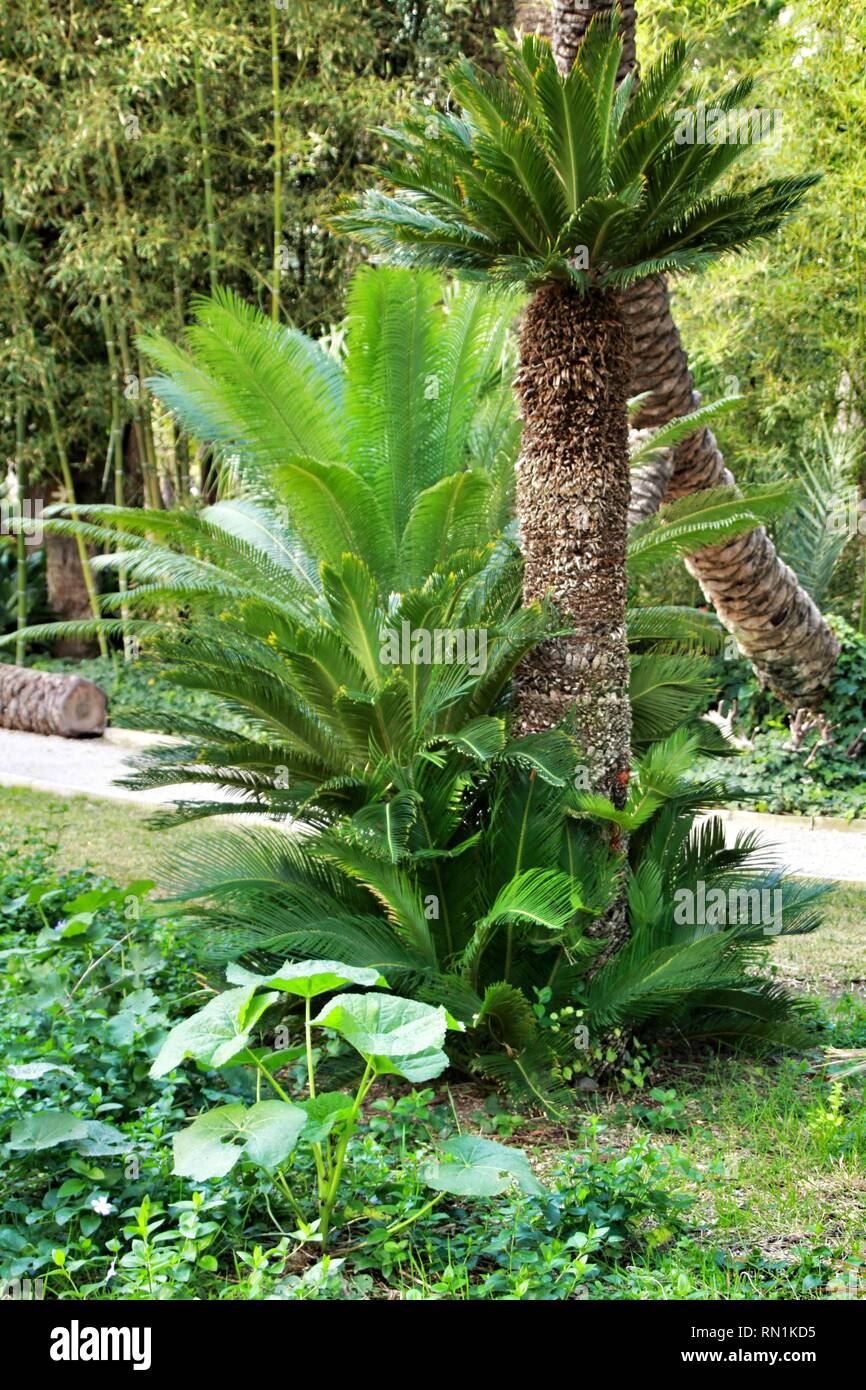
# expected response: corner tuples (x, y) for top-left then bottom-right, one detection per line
(704, 618), (866, 818)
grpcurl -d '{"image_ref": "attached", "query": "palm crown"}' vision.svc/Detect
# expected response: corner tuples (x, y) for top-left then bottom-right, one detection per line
(335, 16), (817, 290)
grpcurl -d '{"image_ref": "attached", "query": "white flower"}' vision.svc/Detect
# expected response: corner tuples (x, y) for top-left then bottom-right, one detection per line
(91, 1196), (113, 1217)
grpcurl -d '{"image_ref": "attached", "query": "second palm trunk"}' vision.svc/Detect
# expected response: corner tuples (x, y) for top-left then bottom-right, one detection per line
(514, 280), (632, 806)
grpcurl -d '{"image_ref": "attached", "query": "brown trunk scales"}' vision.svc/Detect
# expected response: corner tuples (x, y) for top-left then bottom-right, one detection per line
(514, 282), (632, 796)
(625, 276), (840, 708)
(0, 664), (107, 737)
(513, 283), (633, 963)
(533, 0), (840, 709)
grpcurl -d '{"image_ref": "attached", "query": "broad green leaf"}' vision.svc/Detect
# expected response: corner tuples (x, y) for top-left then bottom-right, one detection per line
(296, 1092), (354, 1144)
(226, 959), (388, 999)
(172, 1101), (308, 1180)
(7, 1112), (88, 1152)
(371, 1048), (451, 1083)
(149, 986), (280, 1078)
(312, 992), (461, 1076)
(7, 1112), (127, 1156)
(420, 1136), (545, 1196)
(76, 1121), (128, 1157)
(4, 1063), (76, 1082)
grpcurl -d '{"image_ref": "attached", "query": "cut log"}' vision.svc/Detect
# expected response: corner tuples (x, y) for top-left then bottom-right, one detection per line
(0, 665), (107, 737)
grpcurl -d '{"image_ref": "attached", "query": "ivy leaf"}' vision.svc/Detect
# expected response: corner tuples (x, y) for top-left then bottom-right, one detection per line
(172, 1101), (308, 1180)
(312, 993), (460, 1079)
(149, 986), (280, 1078)
(419, 1136), (546, 1196)
(226, 958), (388, 999)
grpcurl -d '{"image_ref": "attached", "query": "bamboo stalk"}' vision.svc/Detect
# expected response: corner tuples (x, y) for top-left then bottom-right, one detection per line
(3, 149), (30, 665)
(99, 293), (133, 661)
(269, 2), (282, 322)
(14, 394), (27, 665)
(41, 380), (109, 659)
(104, 139), (161, 510)
(193, 51), (219, 295)
(1, 161), (107, 657)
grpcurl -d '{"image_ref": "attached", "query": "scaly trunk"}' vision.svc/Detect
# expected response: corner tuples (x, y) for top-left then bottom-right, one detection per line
(552, 0), (637, 79)
(624, 276), (840, 707)
(0, 664), (106, 736)
(544, 1), (840, 708)
(514, 282), (632, 805)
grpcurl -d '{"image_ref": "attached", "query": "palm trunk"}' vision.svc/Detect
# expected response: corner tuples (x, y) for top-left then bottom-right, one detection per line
(514, 282), (633, 803)
(552, 0), (637, 79)
(545, 0), (840, 709)
(0, 664), (106, 736)
(623, 277), (840, 707)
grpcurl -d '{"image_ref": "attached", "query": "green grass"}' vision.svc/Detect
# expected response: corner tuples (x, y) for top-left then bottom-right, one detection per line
(0, 785), (180, 885)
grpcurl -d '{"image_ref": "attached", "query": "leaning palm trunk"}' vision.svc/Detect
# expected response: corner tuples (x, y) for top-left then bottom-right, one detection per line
(514, 283), (633, 805)
(542, 0), (840, 709)
(624, 276), (840, 708)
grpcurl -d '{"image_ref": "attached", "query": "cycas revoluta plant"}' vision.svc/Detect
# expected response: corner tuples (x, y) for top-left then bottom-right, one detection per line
(334, 15), (818, 808)
(3, 268), (824, 1104)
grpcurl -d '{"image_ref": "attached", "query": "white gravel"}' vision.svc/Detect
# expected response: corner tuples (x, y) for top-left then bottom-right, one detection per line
(0, 727), (236, 809)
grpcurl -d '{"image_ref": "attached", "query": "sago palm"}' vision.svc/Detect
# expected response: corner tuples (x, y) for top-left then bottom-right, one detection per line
(334, 16), (818, 808)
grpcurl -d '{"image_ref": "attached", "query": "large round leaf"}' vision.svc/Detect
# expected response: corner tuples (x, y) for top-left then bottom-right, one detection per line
(149, 986), (280, 1079)
(172, 1101), (308, 1180)
(312, 993), (456, 1079)
(420, 1136), (545, 1196)
(7, 1112), (126, 1155)
(226, 958), (388, 999)
(7, 1112), (88, 1152)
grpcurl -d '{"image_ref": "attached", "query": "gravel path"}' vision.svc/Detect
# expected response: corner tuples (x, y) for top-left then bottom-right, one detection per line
(699, 809), (866, 886)
(0, 727), (235, 809)
(1, 728), (864, 883)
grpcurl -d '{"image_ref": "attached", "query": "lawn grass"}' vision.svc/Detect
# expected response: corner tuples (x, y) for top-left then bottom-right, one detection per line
(0, 785), (180, 886)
